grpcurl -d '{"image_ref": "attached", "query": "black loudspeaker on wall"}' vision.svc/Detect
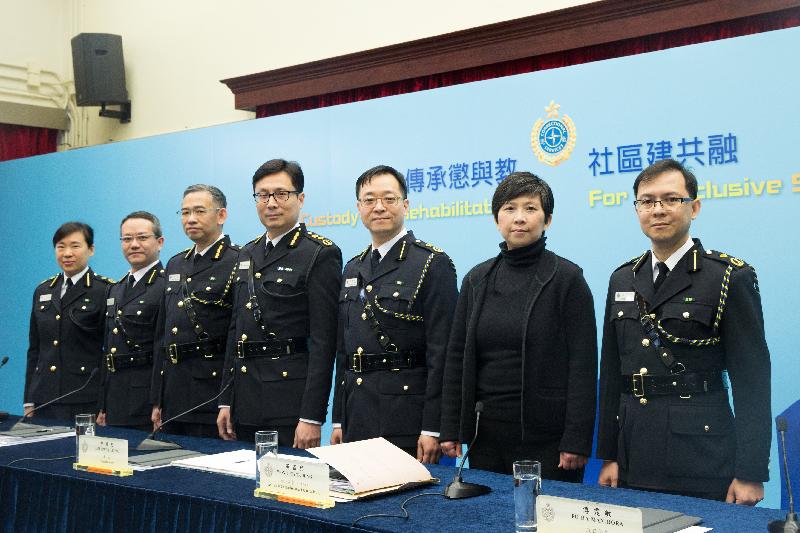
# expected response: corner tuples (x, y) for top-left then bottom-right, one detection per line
(71, 33), (131, 122)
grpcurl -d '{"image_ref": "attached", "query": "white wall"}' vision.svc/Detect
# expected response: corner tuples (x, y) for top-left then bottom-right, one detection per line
(0, 0), (593, 147)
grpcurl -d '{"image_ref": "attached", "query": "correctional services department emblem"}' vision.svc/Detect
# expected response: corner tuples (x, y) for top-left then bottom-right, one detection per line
(531, 100), (577, 167)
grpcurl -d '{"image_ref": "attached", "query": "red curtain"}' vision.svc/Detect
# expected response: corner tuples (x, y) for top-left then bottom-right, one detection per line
(257, 9), (800, 118)
(0, 123), (59, 162)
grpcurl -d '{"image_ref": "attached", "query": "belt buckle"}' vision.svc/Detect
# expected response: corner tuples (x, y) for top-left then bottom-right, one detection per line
(168, 344), (178, 364)
(352, 351), (362, 373)
(106, 353), (116, 373)
(632, 373), (645, 398)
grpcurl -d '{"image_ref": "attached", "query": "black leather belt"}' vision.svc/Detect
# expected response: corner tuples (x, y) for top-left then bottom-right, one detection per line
(236, 337), (308, 359)
(167, 338), (225, 364)
(106, 350), (152, 373)
(624, 371), (726, 397)
(349, 350), (424, 373)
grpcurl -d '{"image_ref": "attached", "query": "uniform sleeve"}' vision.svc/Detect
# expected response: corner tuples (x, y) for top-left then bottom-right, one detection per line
(420, 253), (458, 434)
(558, 268), (598, 457)
(218, 258), (243, 408)
(331, 268), (347, 426)
(150, 277), (168, 407)
(299, 244), (343, 422)
(722, 265), (771, 482)
(24, 289), (41, 405)
(97, 284), (113, 412)
(596, 278), (623, 460)
(439, 274), (471, 442)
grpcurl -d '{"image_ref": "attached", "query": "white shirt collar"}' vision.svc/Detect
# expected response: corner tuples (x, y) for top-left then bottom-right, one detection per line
(195, 233), (225, 257)
(373, 228), (408, 261)
(266, 223), (300, 250)
(129, 260), (160, 284)
(651, 236), (694, 280)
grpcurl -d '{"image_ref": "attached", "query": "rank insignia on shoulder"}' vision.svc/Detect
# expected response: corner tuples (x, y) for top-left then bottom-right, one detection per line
(306, 231), (333, 246)
(94, 274), (115, 283)
(246, 234), (264, 246)
(412, 239), (444, 253)
(42, 275), (59, 287)
(705, 250), (749, 269)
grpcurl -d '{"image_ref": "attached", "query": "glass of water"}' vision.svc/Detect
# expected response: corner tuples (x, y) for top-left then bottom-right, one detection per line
(513, 460), (541, 533)
(255, 430), (279, 487)
(74, 413), (96, 461)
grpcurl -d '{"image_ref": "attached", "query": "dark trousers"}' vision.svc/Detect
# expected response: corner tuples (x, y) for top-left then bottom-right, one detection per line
(620, 480), (728, 502)
(164, 420), (219, 438)
(236, 424), (296, 448)
(30, 402), (97, 424)
(467, 417), (584, 483)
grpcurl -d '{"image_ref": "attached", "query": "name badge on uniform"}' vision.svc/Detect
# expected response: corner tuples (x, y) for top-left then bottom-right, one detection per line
(345, 278), (358, 288)
(106, 297), (115, 306)
(39, 294), (52, 302)
(169, 274), (181, 282)
(615, 291), (635, 302)
(239, 261), (250, 270)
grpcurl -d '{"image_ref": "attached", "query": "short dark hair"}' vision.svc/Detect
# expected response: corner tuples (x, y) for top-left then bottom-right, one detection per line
(355, 165), (408, 199)
(252, 159), (305, 192)
(491, 172), (554, 222)
(183, 184), (227, 208)
(120, 211), (163, 238)
(633, 159), (698, 199)
(53, 221), (94, 248)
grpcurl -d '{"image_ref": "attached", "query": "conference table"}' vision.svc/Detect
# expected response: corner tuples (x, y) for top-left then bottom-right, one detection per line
(0, 418), (786, 532)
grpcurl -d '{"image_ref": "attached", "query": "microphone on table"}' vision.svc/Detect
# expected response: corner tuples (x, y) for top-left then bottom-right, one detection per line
(0, 357), (9, 421)
(444, 401), (492, 499)
(769, 416), (799, 532)
(11, 368), (99, 429)
(136, 376), (233, 451)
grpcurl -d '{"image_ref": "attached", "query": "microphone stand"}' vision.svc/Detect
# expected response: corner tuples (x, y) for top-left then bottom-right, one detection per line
(769, 416), (799, 532)
(136, 378), (233, 451)
(444, 401), (492, 499)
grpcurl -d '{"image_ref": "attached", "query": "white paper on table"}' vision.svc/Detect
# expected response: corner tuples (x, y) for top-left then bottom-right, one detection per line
(675, 527), (712, 532)
(0, 432), (73, 447)
(171, 449), (256, 479)
(307, 437), (433, 494)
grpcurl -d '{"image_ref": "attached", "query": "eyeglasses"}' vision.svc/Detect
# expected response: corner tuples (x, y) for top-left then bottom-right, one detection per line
(358, 195), (403, 208)
(253, 191), (300, 204)
(177, 207), (222, 218)
(633, 197), (694, 211)
(120, 234), (156, 244)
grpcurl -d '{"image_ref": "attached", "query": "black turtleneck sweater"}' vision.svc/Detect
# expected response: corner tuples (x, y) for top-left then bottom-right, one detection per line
(475, 237), (546, 420)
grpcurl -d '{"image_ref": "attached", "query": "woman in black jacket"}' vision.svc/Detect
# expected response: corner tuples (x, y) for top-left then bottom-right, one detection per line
(439, 172), (597, 481)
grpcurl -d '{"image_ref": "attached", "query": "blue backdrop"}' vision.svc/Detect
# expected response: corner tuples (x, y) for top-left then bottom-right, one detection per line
(1, 27), (798, 508)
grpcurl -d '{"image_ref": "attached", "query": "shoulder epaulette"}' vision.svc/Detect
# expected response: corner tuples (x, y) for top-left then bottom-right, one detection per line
(615, 252), (647, 272)
(703, 250), (749, 269)
(173, 246), (193, 260)
(41, 274), (59, 287)
(351, 245), (370, 263)
(93, 273), (115, 284)
(305, 230), (334, 246)
(113, 273), (129, 285)
(245, 234), (264, 247)
(411, 239), (444, 253)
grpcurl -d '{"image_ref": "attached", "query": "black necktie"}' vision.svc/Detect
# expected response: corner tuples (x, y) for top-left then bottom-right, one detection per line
(265, 241), (274, 258)
(654, 262), (669, 292)
(124, 275), (135, 299)
(371, 249), (381, 271)
(62, 277), (74, 298)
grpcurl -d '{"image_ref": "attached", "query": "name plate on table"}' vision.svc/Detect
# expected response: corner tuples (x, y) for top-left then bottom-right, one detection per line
(255, 454), (333, 508)
(537, 495), (642, 533)
(73, 435), (133, 476)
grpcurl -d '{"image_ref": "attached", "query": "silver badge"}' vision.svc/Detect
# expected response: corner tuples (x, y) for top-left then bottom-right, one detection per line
(169, 274), (181, 282)
(615, 291), (635, 302)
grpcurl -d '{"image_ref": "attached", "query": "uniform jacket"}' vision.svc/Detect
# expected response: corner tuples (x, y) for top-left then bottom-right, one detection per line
(220, 224), (342, 427)
(100, 263), (165, 426)
(152, 235), (239, 424)
(439, 249), (597, 456)
(332, 231), (458, 448)
(597, 239), (771, 492)
(25, 269), (112, 406)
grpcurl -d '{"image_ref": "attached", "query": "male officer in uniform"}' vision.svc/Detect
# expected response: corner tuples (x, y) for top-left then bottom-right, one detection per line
(24, 222), (113, 421)
(97, 211), (165, 430)
(151, 184), (239, 437)
(217, 159), (341, 448)
(331, 165), (458, 463)
(597, 159), (771, 505)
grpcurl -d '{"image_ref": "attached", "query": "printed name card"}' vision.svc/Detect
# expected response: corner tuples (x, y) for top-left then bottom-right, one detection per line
(255, 454), (333, 508)
(73, 435), (133, 477)
(537, 495), (642, 533)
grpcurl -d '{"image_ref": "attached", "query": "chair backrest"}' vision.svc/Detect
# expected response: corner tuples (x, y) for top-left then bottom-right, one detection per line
(777, 399), (800, 510)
